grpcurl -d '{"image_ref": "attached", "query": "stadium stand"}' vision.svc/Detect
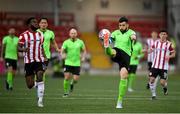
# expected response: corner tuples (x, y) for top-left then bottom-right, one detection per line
(96, 15), (166, 38)
(0, 12), (75, 45)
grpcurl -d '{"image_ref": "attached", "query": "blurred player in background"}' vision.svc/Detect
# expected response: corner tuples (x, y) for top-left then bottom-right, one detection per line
(101, 17), (136, 108)
(145, 31), (159, 89)
(61, 28), (86, 97)
(0, 28), (19, 90)
(37, 18), (61, 81)
(127, 40), (143, 92)
(147, 30), (176, 100)
(18, 17), (46, 107)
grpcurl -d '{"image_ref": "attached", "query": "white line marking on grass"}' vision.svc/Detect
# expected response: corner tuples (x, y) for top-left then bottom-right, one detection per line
(0, 97), (180, 101)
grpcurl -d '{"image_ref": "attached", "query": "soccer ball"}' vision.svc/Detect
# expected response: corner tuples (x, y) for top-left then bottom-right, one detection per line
(98, 29), (111, 41)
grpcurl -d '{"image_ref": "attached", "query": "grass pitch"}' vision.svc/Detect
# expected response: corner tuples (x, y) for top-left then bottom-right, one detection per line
(0, 73), (180, 113)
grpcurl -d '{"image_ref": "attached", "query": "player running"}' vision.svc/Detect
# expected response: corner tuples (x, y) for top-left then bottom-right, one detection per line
(145, 31), (159, 89)
(37, 17), (60, 81)
(128, 40), (143, 92)
(61, 28), (86, 97)
(147, 30), (176, 100)
(0, 28), (19, 90)
(18, 17), (46, 107)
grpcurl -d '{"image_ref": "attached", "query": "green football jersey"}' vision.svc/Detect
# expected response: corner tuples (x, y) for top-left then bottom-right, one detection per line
(2, 35), (19, 60)
(111, 29), (136, 56)
(62, 38), (85, 66)
(37, 29), (55, 59)
(130, 41), (143, 65)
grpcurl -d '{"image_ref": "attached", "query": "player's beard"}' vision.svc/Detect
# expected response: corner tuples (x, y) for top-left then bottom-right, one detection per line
(120, 29), (127, 34)
(31, 25), (38, 31)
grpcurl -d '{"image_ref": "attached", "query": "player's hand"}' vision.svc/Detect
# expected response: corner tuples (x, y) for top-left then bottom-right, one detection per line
(56, 48), (61, 53)
(44, 57), (48, 62)
(142, 48), (147, 53)
(23, 47), (29, 52)
(61, 54), (66, 59)
(81, 57), (85, 62)
(165, 56), (170, 61)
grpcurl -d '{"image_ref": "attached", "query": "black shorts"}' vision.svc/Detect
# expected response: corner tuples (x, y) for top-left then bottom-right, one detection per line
(111, 48), (130, 70)
(24, 62), (45, 76)
(128, 65), (137, 74)
(148, 62), (152, 71)
(149, 68), (168, 80)
(5, 59), (17, 70)
(64, 65), (81, 75)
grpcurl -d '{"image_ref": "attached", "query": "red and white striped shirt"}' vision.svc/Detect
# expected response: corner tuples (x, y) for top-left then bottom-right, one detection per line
(151, 39), (174, 70)
(19, 30), (45, 63)
(146, 38), (156, 62)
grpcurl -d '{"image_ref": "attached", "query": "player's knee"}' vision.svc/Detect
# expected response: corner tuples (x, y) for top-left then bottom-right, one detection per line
(120, 68), (128, 79)
(160, 79), (166, 86)
(7, 66), (13, 72)
(150, 77), (155, 83)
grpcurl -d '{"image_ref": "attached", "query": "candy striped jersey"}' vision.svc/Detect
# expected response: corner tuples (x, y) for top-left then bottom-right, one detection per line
(146, 38), (156, 62)
(19, 30), (45, 63)
(151, 39), (174, 70)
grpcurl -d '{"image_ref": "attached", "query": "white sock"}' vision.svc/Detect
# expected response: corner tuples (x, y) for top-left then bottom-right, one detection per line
(149, 82), (156, 96)
(37, 81), (44, 102)
(33, 81), (37, 88)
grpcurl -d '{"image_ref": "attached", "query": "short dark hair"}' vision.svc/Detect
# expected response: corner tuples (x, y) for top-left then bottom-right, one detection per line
(39, 17), (48, 22)
(159, 29), (168, 34)
(26, 17), (36, 25)
(119, 16), (128, 23)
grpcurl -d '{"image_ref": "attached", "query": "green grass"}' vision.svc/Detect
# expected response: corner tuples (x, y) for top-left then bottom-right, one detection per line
(0, 73), (180, 113)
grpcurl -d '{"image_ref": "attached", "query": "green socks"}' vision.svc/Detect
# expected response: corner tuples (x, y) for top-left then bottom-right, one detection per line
(128, 73), (136, 89)
(64, 79), (70, 94)
(7, 71), (13, 88)
(118, 79), (128, 102)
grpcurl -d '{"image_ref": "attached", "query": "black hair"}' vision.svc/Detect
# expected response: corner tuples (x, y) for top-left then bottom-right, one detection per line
(159, 29), (168, 34)
(39, 17), (48, 22)
(26, 17), (36, 25)
(119, 16), (128, 23)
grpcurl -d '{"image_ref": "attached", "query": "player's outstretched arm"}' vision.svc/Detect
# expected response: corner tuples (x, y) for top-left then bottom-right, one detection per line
(131, 34), (136, 40)
(52, 39), (61, 53)
(60, 48), (66, 59)
(81, 47), (86, 62)
(166, 50), (176, 61)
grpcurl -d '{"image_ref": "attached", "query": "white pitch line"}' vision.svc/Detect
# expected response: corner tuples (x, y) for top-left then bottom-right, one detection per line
(0, 97), (180, 100)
